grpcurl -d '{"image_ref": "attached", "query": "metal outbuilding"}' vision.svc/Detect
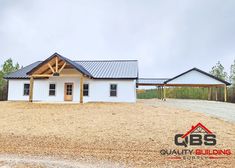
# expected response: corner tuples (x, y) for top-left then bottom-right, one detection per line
(137, 68), (231, 102)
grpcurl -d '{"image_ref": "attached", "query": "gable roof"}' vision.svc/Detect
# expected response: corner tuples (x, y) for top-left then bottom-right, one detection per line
(27, 53), (92, 77)
(4, 53), (138, 79)
(164, 67), (231, 86)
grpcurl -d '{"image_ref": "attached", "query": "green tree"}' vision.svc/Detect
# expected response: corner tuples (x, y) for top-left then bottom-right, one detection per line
(210, 61), (228, 80)
(0, 59), (20, 90)
(230, 59), (235, 86)
(2, 59), (20, 75)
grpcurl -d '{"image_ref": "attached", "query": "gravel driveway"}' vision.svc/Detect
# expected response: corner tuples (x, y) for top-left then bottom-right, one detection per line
(142, 99), (235, 123)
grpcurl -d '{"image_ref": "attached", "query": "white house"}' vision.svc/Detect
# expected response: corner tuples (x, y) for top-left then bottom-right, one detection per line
(5, 53), (138, 103)
(5, 53), (231, 103)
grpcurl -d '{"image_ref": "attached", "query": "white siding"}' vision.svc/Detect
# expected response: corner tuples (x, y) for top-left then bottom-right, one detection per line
(83, 79), (136, 103)
(8, 79), (30, 101)
(8, 78), (136, 103)
(167, 70), (225, 85)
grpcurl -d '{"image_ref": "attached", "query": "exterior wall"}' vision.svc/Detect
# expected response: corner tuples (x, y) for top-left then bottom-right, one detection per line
(83, 79), (136, 103)
(8, 79), (31, 101)
(8, 78), (136, 103)
(167, 70), (225, 85)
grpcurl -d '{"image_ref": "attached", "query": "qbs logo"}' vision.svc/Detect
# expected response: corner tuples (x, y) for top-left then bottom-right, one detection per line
(175, 123), (216, 147)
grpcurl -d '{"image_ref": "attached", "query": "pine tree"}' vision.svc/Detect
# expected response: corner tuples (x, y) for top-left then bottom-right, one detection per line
(210, 61), (228, 80)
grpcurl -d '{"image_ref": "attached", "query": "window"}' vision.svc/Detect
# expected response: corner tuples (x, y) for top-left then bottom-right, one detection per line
(83, 84), (89, 96)
(66, 84), (73, 95)
(110, 84), (117, 97)
(23, 84), (30, 96)
(49, 83), (56, 96)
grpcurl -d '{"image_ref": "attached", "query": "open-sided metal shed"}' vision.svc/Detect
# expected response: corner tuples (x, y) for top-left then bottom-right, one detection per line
(137, 68), (231, 101)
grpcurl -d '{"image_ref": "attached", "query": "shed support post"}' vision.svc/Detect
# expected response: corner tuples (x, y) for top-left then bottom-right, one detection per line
(224, 85), (227, 102)
(215, 87), (218, 101)
(80, 76), (84, 103)
(29, 76), (34, 102)
(156, 86), (159, 99)
(208, 87), (211, 100)
(163, 85), (166, 101)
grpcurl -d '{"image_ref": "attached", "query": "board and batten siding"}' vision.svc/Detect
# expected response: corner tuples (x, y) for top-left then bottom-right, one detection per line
(8, 78), (136, 103)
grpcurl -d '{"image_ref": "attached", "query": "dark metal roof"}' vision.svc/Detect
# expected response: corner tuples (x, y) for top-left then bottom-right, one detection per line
(4, 61), (42, 79)
(4, 53), (138, 79)
(137, 78), (169, 85)
(164, 67), (231, 86)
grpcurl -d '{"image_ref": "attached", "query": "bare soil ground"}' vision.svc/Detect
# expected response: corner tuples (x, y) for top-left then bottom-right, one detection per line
(0, 100), (234, 167)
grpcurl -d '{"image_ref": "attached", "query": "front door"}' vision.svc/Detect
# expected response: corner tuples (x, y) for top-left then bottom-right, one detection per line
(64, 83), (73, 101)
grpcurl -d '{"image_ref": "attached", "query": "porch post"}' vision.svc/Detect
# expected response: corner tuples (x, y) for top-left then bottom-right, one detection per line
(224, 85), (227, 102)
(29, 76), (34, 102)
(80, 75), (84, 103)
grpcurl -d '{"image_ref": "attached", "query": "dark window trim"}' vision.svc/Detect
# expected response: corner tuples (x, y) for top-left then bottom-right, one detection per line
(23, 83), (30, 96)
(83, 83), (89, 96)
(110, 84), (117, 97)
(49, 83), (56, 96)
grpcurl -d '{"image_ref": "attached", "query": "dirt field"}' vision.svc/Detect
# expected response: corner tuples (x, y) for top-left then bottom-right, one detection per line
(0, 100), (234, 167)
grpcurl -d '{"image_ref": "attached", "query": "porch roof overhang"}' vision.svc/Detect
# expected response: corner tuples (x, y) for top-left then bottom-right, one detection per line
(26, 53), (92, 78)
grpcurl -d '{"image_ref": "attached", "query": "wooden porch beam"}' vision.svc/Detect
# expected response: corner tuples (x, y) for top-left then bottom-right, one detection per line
(164, 84), (225, 87)
(47, 63), (55, 73)
(58, 62), (67, 73)
(29, 76), (34, 102)
(55, 57), (58, 72)
(80, 75), (84, 103)
(32, 74), (52, 77)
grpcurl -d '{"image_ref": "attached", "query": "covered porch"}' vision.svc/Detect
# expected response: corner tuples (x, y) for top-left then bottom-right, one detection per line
(26, 53), (91, 103)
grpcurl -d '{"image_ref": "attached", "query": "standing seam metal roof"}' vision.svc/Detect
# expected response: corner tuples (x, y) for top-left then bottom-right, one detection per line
(76, 60), (138, 78)
(137, 78), (169, 85)
(4, 59), (138, 79)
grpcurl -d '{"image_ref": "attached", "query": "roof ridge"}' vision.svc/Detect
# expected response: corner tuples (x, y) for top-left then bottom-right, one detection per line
(75, 60), (138, 62)
(138, 78), (170, 80)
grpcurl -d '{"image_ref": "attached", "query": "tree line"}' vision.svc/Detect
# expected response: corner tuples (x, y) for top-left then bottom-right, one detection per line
(210, 60), (235, 85)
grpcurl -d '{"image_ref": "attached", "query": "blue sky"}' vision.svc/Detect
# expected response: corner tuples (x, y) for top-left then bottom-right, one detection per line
(0, 0), (234, 78)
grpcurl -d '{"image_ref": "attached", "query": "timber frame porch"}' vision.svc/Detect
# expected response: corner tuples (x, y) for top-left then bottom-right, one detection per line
(26, 53), (92, 103)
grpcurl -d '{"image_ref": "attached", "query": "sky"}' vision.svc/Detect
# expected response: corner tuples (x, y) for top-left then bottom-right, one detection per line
(0, 0), (234, 78)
